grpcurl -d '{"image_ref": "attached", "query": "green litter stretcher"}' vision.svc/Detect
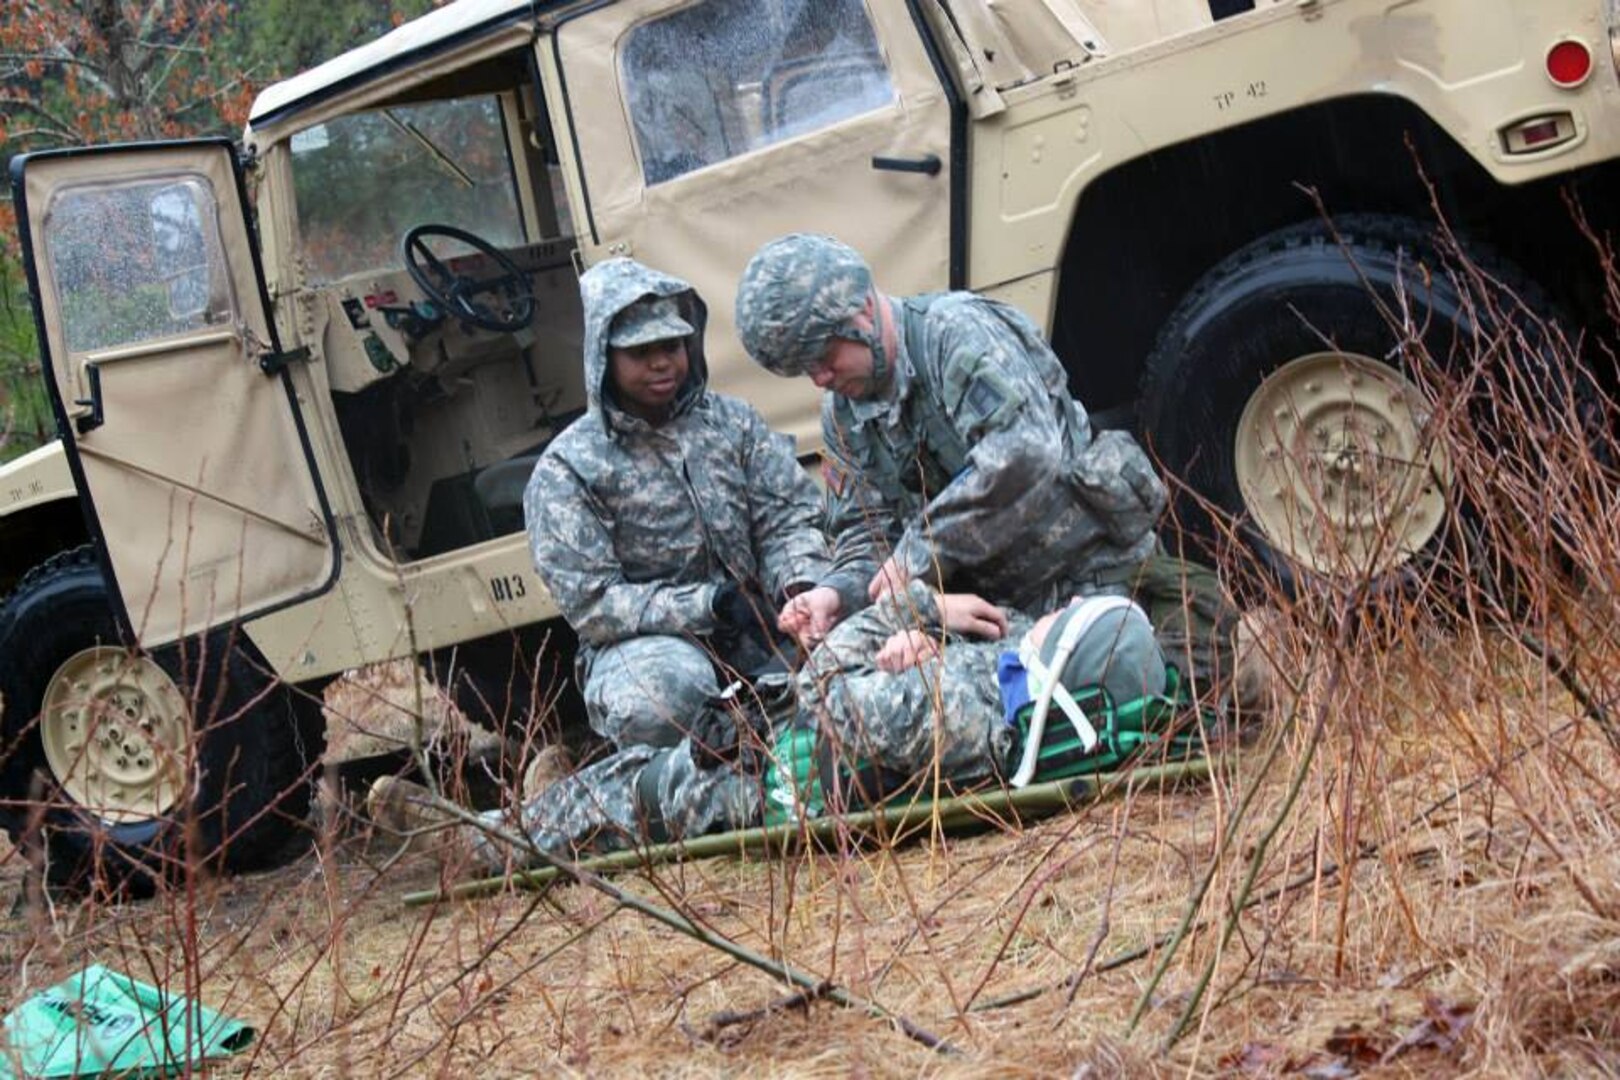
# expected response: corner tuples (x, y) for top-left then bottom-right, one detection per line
(1, 965), (253, 1079)
(404, 754), (1220, 908)
(403, 664), (1224, 909)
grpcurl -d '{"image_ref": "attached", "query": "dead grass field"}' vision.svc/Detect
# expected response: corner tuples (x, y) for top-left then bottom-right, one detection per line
(3, 620), (1617, 1077)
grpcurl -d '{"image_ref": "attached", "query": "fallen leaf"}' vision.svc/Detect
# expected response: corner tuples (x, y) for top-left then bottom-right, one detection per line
(1379, 997), (1475, 1064)
(1324, 1024), (1388, 1064)
(1218, 1041), (1288, 1072)
(1300, 1058), (1357, 1080)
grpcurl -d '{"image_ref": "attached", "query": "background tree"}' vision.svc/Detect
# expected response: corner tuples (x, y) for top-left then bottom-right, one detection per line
(231, 0), (442, 78)
(0, 0), (439, 460)
(1, 0), (243, 457)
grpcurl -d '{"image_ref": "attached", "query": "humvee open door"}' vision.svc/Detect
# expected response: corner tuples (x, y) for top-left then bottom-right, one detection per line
(13, 141), (338, 645)
(2, 140), (337, 885)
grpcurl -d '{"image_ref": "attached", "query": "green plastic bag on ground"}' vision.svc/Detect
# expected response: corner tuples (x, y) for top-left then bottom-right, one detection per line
(1, 965), (253, 1078)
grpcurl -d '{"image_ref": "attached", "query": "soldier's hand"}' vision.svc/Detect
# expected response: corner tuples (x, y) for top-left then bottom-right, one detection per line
(877, 629), (940, 673)
(867, 556), (911, 601)
(711, 579), (779, 648)
(935, 593), (1008, 639)
(779, 586), (842, 648)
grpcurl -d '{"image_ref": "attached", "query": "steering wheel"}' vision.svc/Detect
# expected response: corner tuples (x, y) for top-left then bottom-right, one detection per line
(401, 223), (535, 333)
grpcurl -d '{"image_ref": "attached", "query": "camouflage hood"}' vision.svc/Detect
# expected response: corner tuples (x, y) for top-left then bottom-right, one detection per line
(579, 257), (709, 433)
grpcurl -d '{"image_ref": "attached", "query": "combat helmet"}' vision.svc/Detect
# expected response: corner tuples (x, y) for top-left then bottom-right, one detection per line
(1008, 596), (1167, 787)
(734, 233), (890, 379)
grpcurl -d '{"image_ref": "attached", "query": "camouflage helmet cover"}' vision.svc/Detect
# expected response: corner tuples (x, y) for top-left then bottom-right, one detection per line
(734, 233), (875, 376)
(1041, 597), (1167, 705)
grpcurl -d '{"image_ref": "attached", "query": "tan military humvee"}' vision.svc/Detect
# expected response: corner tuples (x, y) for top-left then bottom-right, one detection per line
(4, 0), (1617, 880)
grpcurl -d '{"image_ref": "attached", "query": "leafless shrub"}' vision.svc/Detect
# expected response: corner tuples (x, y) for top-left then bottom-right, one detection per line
(5, 202), (1620, 1075)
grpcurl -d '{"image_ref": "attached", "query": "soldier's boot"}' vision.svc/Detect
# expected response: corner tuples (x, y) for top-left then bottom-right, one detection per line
(1231, 607), (1293, 721)
(365, 776), (466, 856)
(521, 745), (575, 803)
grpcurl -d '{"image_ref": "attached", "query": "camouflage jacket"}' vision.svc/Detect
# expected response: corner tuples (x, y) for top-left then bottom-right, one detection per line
(523, 259), (830, 647)
(797, 582), (1034, 784)
(820, 292), (1167, 615)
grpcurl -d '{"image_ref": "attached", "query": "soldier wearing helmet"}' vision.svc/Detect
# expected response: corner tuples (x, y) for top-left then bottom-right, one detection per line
(735, 234), (1243, 699)
(734, 234), (1189, 640)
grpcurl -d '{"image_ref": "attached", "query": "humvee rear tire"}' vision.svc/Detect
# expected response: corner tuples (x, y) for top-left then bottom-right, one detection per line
(0, 546), (325, 891)
(1139, 215), (1514, 590)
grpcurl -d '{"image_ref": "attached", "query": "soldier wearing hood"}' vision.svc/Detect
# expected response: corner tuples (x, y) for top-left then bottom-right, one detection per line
(522, 258), (831, 750)
(730, 235), (1241, 688)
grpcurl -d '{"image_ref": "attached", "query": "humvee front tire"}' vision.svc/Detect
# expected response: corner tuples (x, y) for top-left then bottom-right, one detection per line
(1140, 215), (1486, 588)
(0, 546), (324, 890)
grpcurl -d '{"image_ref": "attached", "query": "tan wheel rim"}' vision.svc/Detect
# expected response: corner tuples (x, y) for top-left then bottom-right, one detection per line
(1234, 352), (1451, 576)
(40, 646), (190, 824)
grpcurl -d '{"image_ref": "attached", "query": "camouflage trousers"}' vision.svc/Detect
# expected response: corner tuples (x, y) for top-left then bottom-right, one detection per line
(580, 634), (722, 749)
(467, 600), (1018, 870)
(468, 737), (759, 870)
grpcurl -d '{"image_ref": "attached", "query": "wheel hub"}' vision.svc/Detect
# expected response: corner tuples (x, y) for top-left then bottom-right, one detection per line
(1234, 352), (1451, 575)
(40, 646), (190, 824)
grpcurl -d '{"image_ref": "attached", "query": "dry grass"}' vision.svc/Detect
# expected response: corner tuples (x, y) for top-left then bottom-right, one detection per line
(2, 647), (1612, 1077)
(322, 662), (502, 764)
(4, 211), (1620, 1076)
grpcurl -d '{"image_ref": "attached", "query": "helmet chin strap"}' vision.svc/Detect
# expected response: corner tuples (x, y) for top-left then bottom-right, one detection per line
(838, 291), (891, 383)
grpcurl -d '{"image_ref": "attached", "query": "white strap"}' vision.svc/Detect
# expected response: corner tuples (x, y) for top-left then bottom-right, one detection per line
(1009, 595), (1135, 787)
(1021, 649), (1098, 752)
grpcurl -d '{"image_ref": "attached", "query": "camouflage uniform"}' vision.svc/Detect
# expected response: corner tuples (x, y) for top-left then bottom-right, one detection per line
(733, 234), (1166, 618)
(523, 258), (830, 748)
(734, 235), (1237, 695)
(468, 737), (760, 869)
(796, 584), (1025, 789)
(467, 585), (1021, 868)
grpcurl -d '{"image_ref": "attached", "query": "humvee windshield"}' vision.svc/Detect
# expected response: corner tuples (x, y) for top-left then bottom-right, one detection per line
(290, 97), (528, 286)
(286, 71), (585, 563)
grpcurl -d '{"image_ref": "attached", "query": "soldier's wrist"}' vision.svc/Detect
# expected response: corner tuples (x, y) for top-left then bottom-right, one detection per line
(780, 580), (815, 604)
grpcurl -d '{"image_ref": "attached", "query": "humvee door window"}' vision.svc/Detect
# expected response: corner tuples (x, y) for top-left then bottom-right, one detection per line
(291, 96), (524, 285)
(45, 177), (233, 355)
(623, 0), (894, 185)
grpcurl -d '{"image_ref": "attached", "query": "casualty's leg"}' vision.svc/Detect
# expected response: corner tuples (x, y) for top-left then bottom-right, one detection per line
(366, 738), (764, 873)
(476, 739), (760, 868)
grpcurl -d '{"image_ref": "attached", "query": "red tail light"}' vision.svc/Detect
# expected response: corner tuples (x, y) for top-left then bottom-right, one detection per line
(1547, 39), (1594, 88)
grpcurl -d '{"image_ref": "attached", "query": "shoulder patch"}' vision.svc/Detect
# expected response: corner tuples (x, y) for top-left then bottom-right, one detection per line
(962, 370), (1022, 428)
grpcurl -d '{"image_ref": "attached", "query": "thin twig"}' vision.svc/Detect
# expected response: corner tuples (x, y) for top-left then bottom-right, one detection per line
(404, 792), (962, 1054)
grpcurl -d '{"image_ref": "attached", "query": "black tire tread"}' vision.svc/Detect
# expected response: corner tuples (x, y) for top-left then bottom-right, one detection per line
(1135, 212), (1565, 589)
(0, 543), (326, 884)
(1141, 213), (1554, 439)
